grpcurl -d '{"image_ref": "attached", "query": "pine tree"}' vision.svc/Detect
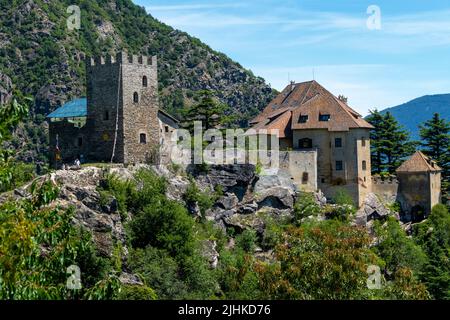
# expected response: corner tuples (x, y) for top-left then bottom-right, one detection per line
(367, 110), (416, 174)
(182, 90), (232, 132)
(419, 113), (450, 195)
(366, 110), (384, 174)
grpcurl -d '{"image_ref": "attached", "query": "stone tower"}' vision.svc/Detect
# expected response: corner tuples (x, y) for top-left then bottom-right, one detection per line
(85, 51), (160, 164)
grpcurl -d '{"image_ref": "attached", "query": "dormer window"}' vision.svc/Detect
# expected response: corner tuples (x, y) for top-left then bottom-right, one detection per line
(298, 115), (308, 123)
(319, 114), (331, 121)
(143, 76), (148, 87)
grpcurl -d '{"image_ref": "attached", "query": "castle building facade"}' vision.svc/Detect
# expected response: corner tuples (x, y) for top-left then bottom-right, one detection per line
(47, 52), (178, 165)
(250, 80), (374, 206)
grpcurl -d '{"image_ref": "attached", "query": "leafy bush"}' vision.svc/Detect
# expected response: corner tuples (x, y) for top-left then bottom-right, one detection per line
(0, 180), (118, 300)
(293, 193), (321, 223)
(332, 188), (355, 207)
(183, 179), (215, 217)
(128, 196), (195, 259)
(413, 204), (450, 299)
(236, 229), (258, 253)
(373, 218), (427, 276)
(255, 221), (380, 300)
(117, 285), (157, 300)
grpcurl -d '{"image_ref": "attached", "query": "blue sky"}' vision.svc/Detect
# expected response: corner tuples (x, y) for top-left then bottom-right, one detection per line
(134, 0), (450, 115)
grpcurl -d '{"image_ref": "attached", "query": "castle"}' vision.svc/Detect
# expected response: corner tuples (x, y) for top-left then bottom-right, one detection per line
(250, 81), (442, 215)
(250, 80), (373, 207)
(47, 51), (178, 165)
(48, 53), (442, 216)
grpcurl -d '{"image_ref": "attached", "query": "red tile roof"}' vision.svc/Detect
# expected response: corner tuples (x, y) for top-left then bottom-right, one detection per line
(396, 151), (442, 173)
(250, 81), (374, 133)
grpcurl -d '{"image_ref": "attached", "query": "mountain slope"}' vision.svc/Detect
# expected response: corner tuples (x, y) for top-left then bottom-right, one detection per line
(0, 0), (276, 125)
(380, 94), (450, 140)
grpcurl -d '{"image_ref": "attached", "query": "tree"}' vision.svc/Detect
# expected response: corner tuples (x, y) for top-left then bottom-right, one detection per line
(366, 110), (384, 174)
(367, 110), (416, 174)
(419, 113), (450, 194)
(413, 204), (450, 299)
(0, 93), (34, 192)
(256, 221), (380, 299)
(373, 218), (427, 276)
(182, 90), (232, 131)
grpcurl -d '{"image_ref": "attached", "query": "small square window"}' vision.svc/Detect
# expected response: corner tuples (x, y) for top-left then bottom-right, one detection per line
(140, 133), (147, 144)
(319, 114), (331, 121)
(299, 115), (309, 123)
(362, 160), (367, 171)
(336, 161), (343, 171)
(335, 138), (342, 148)
(302, 172), (309, 184)
(165, 126), (169, 133)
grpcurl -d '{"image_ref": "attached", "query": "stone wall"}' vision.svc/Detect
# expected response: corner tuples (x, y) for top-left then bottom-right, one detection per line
(292, 128), (371, 206)
(121, 54), (160, 164)
(49, 120), (89, 166)
(279, 150), (317, 192)
(84, 52), (161, 164)
(371, 175), (399, 203)
(86, 56), (123, 162)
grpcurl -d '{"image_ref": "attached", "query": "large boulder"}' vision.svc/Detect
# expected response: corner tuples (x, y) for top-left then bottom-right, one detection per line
(255, 186), (294, 209)
(216, 192), (239, 210)
(224, 214), (265, 235)
(190, 164), (256, 200)
(253, 170), (296, 194)
(354, 193), (395, 227)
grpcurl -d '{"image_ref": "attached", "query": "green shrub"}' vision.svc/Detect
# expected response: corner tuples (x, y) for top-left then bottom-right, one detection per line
(127, 247), (188, 299)
(373, 218), (427, 276)
(183, 179), (215, 217)
(236, 229), (257, 253)
(332, 188), (355, 207)
(413, 204), (450, 299)
(127, 196), (195, 259)
(117, 285), (157, 300)
(293, 193), (321, 224)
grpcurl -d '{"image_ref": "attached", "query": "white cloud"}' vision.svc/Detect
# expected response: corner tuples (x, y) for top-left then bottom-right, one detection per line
(147, 3), (246, 12)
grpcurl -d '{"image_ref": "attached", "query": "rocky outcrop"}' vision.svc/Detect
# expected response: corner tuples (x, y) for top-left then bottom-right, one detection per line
(201, 240), (219, 269)
(353, 193), (398, 228)
(255, 187), (294, 209)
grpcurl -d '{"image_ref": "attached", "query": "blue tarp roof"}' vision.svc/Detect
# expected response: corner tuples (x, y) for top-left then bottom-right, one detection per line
(47, 98), (87, 118)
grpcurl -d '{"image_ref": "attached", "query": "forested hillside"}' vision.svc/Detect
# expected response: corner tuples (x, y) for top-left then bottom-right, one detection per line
(0, 0), (275, 121)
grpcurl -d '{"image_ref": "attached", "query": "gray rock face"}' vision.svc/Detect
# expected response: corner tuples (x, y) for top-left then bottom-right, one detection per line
(354, 193), (394, 228)
(216, 193), (239, 210)
(191, 164), (256, 200)
(253, 171), (296, 194)
(4, 167), (128, 257)
(255, 187), (294, 209)
(314, 190), (328, 207)
(201, 240), (219, 269)
(224, 214), (265, 235)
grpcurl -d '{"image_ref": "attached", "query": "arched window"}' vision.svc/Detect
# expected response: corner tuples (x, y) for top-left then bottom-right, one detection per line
(142, 76), (148, 87)
(140, 133), (147, 144)
(133, 92), (139, 103)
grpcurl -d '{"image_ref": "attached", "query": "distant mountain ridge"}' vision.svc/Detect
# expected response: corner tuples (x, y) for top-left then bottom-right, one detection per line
(380, 94), (450, 140)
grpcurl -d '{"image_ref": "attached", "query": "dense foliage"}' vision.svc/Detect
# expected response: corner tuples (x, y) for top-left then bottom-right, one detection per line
(367, 110), (416, 174)
(419, 113), (450, 196)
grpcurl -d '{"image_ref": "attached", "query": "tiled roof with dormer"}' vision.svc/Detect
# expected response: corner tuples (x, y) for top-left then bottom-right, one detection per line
(250, 81), (374, 133)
